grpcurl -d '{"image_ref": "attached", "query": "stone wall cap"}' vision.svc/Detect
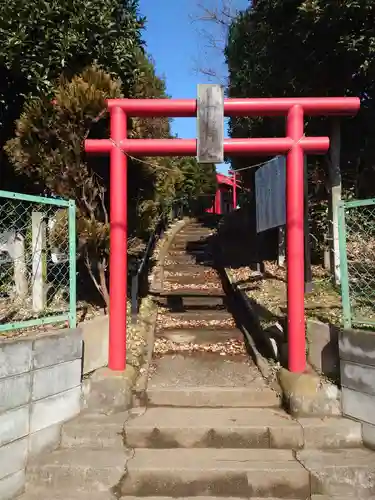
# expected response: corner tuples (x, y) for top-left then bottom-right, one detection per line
(0, 327), (82, 347)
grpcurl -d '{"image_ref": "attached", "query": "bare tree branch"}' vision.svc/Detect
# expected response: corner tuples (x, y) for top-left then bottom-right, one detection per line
(190, 0), (242, 82)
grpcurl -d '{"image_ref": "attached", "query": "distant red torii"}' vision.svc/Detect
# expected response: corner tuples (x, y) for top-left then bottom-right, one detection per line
(206, 172), (239, 215)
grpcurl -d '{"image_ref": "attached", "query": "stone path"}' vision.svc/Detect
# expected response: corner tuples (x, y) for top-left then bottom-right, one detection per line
(122, 219), (374, 499)
(19, 218), (375, 499)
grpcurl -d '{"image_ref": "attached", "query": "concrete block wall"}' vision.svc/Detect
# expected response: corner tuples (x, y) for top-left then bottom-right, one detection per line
(0, 328), (82, 499)
(339, 328), (375, 449)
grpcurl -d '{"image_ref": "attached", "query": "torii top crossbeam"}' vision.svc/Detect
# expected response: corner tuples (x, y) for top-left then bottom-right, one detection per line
(105, 97), (359, 116)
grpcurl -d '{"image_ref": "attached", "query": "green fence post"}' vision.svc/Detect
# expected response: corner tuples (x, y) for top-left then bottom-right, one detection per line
(68, 199), (77, 328)
(338, 202), (352, 329)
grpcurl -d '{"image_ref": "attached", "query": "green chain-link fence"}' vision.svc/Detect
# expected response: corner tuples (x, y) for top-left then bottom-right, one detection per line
(0, 191), (76, 333)
(338, 198), (375, 329)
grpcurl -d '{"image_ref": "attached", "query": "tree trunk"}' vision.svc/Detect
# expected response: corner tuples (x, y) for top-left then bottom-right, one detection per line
(98, 259), (110, 311)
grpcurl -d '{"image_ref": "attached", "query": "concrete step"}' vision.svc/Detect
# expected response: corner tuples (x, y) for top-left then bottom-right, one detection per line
(169, 248), (211, 256)
(311, 497), (353, 500)
(22, 494), (300, 500)
(146, 386), (280, 408)
(20, 488), (116, 500)
(165, 254), (197, 264)
(178, 228), (212, 235)
(147, 354), (279, 408)
(165, 258), (215, 267)
(119, 448), (310, 498)
(176, 234), (211, 242)
(171, 241), (209, 249)
(297, 448), (375, 497)
(125, 408), (362, 450)
(173, 234), (209, 243)
(161, 310), (232, 322)
(156, 295), (226, 308)
(159, 289), (224, 297)
(163, 274), (215, 285)
(124, 407), (301, 449)
(61, 412), (127, 449)
(21, 489), (351, 500)
(163, 264), (214, 274)
(156, 327), (243, 344)
(27, 449), (126, 491)
(297, 417), (362, 449)
(163, 282), (221, 292)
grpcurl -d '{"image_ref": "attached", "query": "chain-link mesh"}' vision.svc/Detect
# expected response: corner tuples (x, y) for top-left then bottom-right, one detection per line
(339, 199), (375, 327)
(0, 192), (75, 333)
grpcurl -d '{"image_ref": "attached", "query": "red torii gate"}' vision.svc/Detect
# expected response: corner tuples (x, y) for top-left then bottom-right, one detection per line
(85, 97), (360, 373)
(206, 172), (239, 215)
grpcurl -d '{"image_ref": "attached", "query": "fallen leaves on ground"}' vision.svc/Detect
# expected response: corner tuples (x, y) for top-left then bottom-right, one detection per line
(156, 314), (235, 329)
(164, 259), (186, 266)
(163, 269), (217, 279)
(228, 261), (343, 326)
(154, 336), (246, 355)
(163, 281), (221, 292)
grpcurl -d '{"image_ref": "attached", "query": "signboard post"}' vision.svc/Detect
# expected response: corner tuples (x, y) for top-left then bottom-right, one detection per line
(255, 155), (312, 292)
(304, 157), (313, 293)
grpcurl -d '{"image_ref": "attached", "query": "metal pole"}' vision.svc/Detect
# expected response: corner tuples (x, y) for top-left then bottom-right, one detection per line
(232, 171), (237, 209)
(68, 200), (77, 328)
(131, 274), (138, 324)
(286, 105), (306, 373)
(109, 106), (127, 370)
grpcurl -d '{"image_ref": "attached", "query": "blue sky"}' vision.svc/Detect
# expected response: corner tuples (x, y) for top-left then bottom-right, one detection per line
(139, 0), (249, 174)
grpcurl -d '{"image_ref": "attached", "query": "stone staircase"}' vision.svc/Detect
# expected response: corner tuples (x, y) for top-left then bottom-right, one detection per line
(19, 218), (375, 500)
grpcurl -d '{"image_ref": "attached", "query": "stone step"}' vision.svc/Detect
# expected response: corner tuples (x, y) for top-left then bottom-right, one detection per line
(125, 408), (362, 450)
(119, 448), (310, 498)
(173, 234), (208, 243)
(163, 271), (211, 280)
(159, 289), (224, 297)
(171, 241), (209, 249)
(176, 233), (211, 241)
(156, 295), (226, 308)
(161, 310), (232, 322)
(146, 386), (280, 408)
(163, 264), (214, 274)
(163, 273), (218, 285)
(311, 497), (353, 500)
(20, 488), (116, 500)
(162, 285), (223, 295)
(297, 417), (362, 449)
(156, 327), (243, 344)
(165, 254), (197, 264)
(179, 227), (212, 234)
(167, 253), (213, 262)
(165, 257), (215, 267)
(297, 448), (375, 497)
(27, 449), (126, 491)
(125, 407), (300, 449)
(61, 412), (127, 449)
(147, 354), (279, 408)
(21, 489), (353, 500)
(22, 494), (299, 500)
(169, 248), (211, 256)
